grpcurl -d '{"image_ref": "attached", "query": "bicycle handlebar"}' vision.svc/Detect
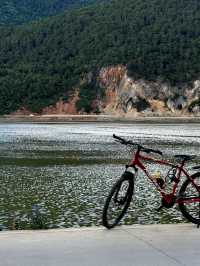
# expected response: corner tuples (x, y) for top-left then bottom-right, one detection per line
(113, 134), (134, 145)
(113, 134), (162, 156)
(144, 148), (163, 156)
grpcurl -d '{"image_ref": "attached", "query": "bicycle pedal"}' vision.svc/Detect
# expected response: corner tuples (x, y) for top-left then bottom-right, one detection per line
(156, 205), (164, 212)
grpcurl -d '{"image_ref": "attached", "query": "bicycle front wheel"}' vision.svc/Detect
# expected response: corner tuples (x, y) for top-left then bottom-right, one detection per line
(178, 173), (200, 225)
(102, 171), (134, 229)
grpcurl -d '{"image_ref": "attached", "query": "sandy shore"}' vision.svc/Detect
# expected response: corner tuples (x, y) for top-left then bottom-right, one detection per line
(0, 114), (200, 123)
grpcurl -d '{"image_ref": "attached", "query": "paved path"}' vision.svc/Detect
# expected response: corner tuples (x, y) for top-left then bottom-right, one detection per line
(0, 224), (199, 266)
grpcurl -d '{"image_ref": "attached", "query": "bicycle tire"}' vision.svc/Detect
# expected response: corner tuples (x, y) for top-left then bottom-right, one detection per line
(178, 172), (200, 225)
(102, 171), (134, 229)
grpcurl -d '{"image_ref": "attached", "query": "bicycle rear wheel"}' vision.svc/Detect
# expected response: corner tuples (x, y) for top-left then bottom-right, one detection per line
(102, 171), (134, 229)
(178, 173), (200, 225)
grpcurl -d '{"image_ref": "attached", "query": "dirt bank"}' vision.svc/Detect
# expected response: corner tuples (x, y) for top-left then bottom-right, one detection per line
(1, 114), (200, 123)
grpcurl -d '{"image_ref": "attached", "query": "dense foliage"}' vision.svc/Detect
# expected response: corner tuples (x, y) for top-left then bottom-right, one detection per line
(76, 80), (104, 113)
(0, 0), (200, 114)
(0, 0), (99, 25)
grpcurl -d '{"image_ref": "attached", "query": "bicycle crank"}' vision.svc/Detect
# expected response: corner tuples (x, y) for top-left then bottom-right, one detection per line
(156, 195), (176, 211)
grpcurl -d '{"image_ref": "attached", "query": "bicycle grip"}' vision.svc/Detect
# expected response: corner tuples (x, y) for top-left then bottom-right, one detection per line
(113, 134), (128, 145)
(113, 134), (124, 141)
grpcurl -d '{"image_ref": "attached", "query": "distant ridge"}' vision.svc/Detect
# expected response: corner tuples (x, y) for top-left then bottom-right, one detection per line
(0, 0), (199, 114)
(0, 0), (101, 25)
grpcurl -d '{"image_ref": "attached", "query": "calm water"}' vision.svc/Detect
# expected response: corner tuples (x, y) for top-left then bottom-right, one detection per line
(0, 122), (200, 230)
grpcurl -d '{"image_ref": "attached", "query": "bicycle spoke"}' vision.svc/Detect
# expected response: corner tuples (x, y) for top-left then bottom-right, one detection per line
(102, 172), (134, 229)
(107, 180), (129, 223)
(179, 174), (200, 224)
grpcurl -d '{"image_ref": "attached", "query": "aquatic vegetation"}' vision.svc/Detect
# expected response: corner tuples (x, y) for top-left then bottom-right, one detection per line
(0, 123), (199, 229)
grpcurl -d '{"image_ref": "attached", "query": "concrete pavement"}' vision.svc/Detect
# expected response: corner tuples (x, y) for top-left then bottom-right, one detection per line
(0, 224), (199, 266)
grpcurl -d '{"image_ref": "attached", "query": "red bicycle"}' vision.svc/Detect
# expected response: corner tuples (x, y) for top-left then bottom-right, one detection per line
(102, 134), (200, 229)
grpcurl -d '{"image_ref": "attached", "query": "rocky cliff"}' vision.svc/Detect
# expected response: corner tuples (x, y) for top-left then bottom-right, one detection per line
(13, 65), (200, 117)
(97, 65), (200, 117)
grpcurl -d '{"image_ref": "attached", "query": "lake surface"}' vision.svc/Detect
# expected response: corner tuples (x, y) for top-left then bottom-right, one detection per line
(0, 122), (200, 230)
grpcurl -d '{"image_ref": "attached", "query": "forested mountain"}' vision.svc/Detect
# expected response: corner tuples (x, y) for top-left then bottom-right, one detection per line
(0, 0), (100, 25)
(0, 0), (200, 114)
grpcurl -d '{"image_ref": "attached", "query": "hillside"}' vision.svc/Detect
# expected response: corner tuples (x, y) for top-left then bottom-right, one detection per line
(0, 0), (100, 25)
(0, 0), (200, 115)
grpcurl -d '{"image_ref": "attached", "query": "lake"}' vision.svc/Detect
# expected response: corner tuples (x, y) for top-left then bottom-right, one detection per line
(0, 122), (200, 230)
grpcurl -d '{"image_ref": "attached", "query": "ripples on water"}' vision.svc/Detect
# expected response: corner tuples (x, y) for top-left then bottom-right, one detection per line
(0, 122), (200, 229)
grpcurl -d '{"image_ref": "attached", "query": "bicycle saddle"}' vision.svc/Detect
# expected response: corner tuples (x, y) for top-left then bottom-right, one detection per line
(174, 155), (196, 161)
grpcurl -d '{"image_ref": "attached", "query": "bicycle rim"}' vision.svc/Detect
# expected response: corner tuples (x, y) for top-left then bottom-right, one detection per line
(103, 173), (134, 229)
(179, 173), (200, 224)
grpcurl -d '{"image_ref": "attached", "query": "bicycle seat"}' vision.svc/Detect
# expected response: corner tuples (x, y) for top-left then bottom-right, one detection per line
(174, 155), (196, 161)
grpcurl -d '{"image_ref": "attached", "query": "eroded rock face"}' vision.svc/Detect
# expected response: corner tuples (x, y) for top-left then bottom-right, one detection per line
(12, 107), (32, 116)
(13, 65), (200, 116)
(98, 65), (200, 116)
(42, 91), (79, 115)
(99, 66), (126, 91)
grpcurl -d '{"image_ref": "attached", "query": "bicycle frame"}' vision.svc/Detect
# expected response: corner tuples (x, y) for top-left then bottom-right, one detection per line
(128, 149), (200, 204)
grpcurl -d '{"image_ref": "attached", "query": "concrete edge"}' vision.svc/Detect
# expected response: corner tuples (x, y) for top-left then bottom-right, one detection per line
(0, 223), (194, 236)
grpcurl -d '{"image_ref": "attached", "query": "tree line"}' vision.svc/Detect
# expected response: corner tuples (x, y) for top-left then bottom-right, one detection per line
(0, 0), (199, 114)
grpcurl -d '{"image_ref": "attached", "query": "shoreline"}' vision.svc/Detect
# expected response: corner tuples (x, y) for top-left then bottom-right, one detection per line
(1, 114), (200, 123)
